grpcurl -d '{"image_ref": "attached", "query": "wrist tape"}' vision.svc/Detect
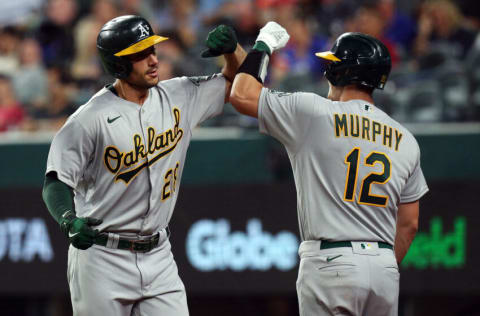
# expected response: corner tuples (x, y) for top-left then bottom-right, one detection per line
(237, 50), (270, 84)
(60, 210), (76, 234)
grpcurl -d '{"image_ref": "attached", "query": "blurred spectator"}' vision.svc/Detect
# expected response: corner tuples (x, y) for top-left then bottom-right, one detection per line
(0, 0), (477, 132)
(312, 0), (359, 37)
(197, 0), (237, 26)
(118, 0), (156, 23)
(71, 0), (117, 80)
(456, 0), (480, 28)
(155, 30), (202, 76)
(193, 0), (257, 47)
(12, 37), (49, 111)
(414, 0), (477, 62)
(374, 0), (417, 54)
(155, 0), (201, 49)
(257, 0), (297, 29)
(35, 0), (77, 68)
(274, 14), (328, 80)
(0, 0), (44, 26)
(217, 0), (257, 46)
(0, 26), (21, 76)
(0, 75), (25, 132)
(30, 67), (77, 131)
(187, 0), (258, 75)
(349, 3), (400, 66)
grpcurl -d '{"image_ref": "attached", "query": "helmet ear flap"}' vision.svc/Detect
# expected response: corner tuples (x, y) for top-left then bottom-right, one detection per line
(325, 63), (339, 86)
(325, 71), (337, 86)
(98, 49), (132, 79)
(325, 63), (348, 87)
(112, 56), (132, 79)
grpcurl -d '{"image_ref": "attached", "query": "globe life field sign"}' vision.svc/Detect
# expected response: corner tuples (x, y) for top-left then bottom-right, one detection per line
(186, 218), (299, 272)
(402, 217), (466, 270)
(1, 182), (479, 295)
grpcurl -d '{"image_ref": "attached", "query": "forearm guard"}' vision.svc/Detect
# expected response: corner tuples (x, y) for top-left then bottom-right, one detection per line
(42, 173), (76, 231)
(236, 50), (270, 84)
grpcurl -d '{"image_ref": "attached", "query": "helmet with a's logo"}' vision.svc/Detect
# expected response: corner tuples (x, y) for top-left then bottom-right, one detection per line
(97, 15), (168, 79)
(315, 32), (391, 90)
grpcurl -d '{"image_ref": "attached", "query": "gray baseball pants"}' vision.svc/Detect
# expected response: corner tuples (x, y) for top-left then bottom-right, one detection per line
(67, 230), (189, 316)
(296, 240), (399, 316)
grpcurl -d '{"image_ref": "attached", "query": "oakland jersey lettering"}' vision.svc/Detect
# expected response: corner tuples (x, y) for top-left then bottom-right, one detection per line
(333, 113), (403, 151)
(104, 107), (184, 184)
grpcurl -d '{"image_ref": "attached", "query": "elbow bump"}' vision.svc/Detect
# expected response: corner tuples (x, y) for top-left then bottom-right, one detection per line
(229, 90), (240, 106)
(230, 88), (245, 102)
(229, 92), (248, 112)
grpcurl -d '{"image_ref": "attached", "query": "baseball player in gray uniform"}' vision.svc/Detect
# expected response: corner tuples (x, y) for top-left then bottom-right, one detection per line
(230, 22), (429, 315)
(42, 16), (245, 316)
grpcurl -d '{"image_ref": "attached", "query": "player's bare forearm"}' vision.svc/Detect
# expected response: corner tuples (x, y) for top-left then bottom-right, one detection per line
(223, 44), (247, 81)
(230, 73), (262, 118)
(394, 201), (419, 264)
(223, 44), (247, 103)
(230, 22), (289, 117)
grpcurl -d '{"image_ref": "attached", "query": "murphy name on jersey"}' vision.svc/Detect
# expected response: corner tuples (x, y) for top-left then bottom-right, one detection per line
(333, 113), (403, 151)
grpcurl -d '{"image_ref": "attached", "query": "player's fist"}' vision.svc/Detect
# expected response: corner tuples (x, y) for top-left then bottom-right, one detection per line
(255, 21), (290, 55)
(63, 216), (103, 250)
(201, 24), (238, 58)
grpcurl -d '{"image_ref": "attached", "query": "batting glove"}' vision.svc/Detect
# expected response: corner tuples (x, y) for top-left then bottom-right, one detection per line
(255, 21), (290, 55)
(60, 211), (102, 250)
(201, 24), (238, 58)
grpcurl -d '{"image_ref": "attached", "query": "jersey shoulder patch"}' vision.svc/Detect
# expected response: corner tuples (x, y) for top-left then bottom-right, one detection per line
(188, 73), (221, 86)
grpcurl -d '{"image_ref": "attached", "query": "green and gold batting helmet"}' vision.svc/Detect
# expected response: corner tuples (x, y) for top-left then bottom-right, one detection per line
(316, 32), (391, 90)
(97, 15), (168, 79)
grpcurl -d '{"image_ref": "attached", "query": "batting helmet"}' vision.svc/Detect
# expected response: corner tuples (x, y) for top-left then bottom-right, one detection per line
(315, 32), (391, 90)
(97, 15), (168, 79)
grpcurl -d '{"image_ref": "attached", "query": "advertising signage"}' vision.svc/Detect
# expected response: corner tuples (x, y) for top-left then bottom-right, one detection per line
(0, 181), (478, 295)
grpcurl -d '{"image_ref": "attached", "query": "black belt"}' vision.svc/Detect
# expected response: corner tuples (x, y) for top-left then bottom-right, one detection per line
(320, 240), (393, 250)
(95, 228), (169, 253)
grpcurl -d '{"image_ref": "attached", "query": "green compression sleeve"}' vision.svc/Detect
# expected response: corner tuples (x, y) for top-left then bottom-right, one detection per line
(42, 173), (75, 225)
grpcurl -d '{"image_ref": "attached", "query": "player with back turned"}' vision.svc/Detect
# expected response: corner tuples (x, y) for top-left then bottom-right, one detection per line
(42, 15), (245, 316)
(230, 22), (429, 315)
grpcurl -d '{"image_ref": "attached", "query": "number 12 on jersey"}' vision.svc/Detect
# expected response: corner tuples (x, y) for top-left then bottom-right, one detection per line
(344, 148), (391, 207)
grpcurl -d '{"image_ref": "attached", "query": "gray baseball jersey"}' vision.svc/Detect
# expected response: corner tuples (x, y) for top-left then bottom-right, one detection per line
(46, 74), (226, 316)
(258, 88), (428, 316)
(258, 88), (428, 244)
(47, 74), (225, 234)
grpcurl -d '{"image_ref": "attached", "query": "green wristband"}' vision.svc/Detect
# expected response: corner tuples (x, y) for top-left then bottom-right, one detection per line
(253, 41), (271, 55)
(60, 210), (77, 235)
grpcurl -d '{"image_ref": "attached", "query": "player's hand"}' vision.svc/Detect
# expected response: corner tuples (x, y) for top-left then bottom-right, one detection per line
(201, 24), (238, 58)
(62, 216), (103, 250)
(255, 21), (290, 55)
